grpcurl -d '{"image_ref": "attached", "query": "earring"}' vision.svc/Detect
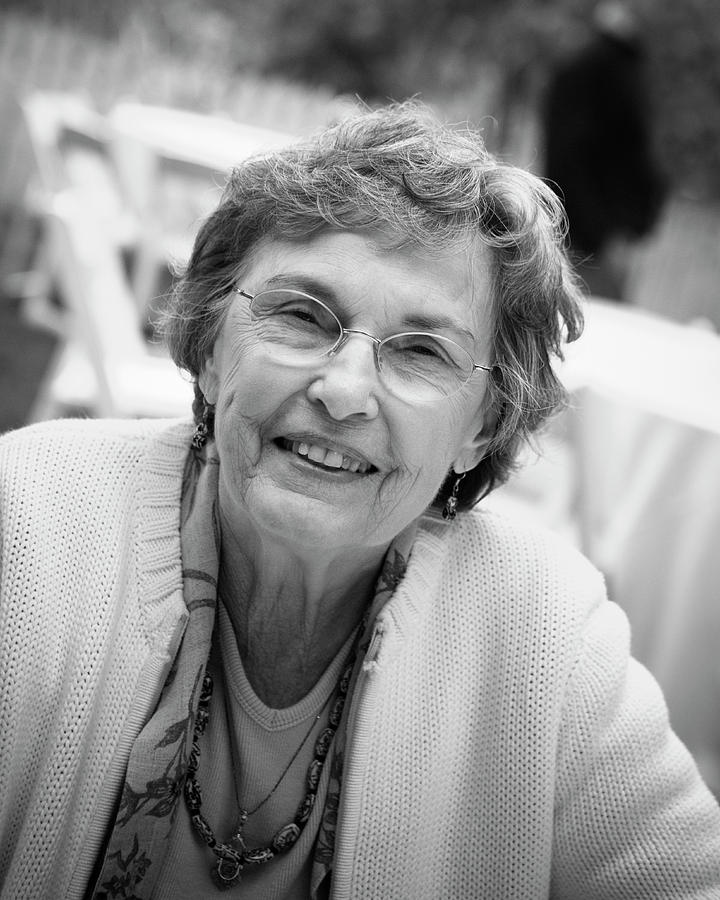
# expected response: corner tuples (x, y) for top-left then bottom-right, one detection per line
(191, 401), (213, 449)
(442, 471), (466, 521)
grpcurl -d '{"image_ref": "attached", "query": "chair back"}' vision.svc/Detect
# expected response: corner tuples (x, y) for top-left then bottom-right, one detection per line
(46, 190), (148, 410)
(20, 91), (133, 243)
(43, 189), (192, 420)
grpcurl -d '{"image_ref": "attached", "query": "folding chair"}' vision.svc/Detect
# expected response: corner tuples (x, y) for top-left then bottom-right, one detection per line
(107, 101), (296, 311)
(15, 90), (138, 332)
(29, 190), (193, 421)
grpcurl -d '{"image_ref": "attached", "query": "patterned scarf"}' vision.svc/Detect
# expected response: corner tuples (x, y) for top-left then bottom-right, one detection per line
(92, 440), (413, 899)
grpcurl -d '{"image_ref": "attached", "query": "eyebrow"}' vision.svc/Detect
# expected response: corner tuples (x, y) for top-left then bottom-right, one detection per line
(262, 273), (478, 343)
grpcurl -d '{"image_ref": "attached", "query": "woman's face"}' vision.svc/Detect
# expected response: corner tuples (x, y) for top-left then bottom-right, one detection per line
(200, 229), (496, 556)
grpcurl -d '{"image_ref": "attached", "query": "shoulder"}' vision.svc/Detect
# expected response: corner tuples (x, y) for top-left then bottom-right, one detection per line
(0, 418), (192, 631)
(442, 504), (602, 591)
(0, 417), (193, 477)
(0, 415), (193, 451)
(418, 505), (607, 631)
(0, 417), (194, 525)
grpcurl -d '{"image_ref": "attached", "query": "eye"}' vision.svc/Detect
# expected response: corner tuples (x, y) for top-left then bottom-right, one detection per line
(393, 334), (454, 363)
(253, 291), (329, 325)
(381, 333), (472, 383)
(405, 340), (445, 359)
(280, 302), (322, 325)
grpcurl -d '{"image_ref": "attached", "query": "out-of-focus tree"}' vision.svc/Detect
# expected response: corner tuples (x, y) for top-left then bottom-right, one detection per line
(256, 0), (720, 196)
(258, 0), (500, 98)
(1, 0), (718, 196)
(641, 0), (720, 198)
(0, 0), (136, 38)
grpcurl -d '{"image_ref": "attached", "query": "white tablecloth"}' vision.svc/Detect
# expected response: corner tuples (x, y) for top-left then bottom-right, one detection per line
(489, 299), (720, 793)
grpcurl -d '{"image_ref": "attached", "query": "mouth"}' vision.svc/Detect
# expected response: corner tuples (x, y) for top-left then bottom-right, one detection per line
(275, 438), (377, 474)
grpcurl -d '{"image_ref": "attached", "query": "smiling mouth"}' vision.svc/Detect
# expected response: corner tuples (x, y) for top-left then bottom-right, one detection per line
(275, 438), (376, 474)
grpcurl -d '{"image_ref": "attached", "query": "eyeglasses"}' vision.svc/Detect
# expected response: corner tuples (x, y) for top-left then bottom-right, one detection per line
(235, 287), (493, 403)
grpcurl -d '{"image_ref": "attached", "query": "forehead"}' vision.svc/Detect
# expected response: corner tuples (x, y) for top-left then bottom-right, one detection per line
(241, 229), (496, 339)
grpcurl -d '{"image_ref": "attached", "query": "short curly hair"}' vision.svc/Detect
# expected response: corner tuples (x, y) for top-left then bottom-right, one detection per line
(162, 99), (583, 512)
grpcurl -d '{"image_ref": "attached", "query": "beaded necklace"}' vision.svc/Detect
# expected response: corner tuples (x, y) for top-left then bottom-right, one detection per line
(184, 649), (357, 890)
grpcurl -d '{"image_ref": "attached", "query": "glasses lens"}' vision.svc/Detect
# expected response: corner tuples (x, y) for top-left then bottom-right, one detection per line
(379, 333), (474, 401)
(250, 290), (341, 359)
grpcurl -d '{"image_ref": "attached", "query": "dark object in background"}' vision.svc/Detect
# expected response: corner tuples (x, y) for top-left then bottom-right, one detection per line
(541, 2), (668, 298)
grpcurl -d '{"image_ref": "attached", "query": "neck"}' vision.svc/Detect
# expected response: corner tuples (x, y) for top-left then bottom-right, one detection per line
(217, 510), (386, 708)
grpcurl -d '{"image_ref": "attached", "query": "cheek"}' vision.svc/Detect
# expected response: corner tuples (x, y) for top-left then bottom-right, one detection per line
(214, 332), (258, 391)
(214, 341), (290, 420)
(212, 360), (301, 466)
(403, 406), (467, 467)
(214, 402), (261, 483)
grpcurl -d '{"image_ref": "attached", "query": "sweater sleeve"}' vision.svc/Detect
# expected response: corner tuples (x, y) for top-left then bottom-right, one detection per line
(551, 599), (720, 898)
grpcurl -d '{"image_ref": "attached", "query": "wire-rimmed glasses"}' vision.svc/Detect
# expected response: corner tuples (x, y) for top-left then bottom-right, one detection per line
(235, 287), (493, 403)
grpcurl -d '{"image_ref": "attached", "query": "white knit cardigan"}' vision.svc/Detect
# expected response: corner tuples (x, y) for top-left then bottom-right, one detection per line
(1, 418), (719, 900)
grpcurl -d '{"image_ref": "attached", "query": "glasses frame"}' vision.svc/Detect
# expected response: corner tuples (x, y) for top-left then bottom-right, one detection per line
(235, 287), (494, 401)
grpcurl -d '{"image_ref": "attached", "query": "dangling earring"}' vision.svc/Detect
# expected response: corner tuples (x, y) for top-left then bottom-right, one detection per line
(442, 471), (466, 521)
(191, 400), (213, 449)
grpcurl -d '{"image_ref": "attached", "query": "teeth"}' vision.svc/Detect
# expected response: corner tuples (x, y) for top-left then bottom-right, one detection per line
(325, 450), (345, 468)
(307, 444), (327, 464)
(288, 440), (370, 473)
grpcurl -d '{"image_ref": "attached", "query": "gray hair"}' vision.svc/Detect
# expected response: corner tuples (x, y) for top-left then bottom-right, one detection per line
(162, 99), (583, 510)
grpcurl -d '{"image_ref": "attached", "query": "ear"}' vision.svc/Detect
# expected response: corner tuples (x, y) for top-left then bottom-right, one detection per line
(197, 350), (220, 405)
(452, 408), (497, 475)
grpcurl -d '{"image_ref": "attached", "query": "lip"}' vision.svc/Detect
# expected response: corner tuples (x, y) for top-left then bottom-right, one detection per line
(273, 433), (379, 474)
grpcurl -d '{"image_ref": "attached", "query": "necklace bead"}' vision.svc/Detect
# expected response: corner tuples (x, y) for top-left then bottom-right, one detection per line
(272, 822), (301, 852)
(183, 651), (358, 890)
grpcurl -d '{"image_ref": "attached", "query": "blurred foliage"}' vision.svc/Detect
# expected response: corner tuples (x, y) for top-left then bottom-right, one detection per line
(1, 0), (719, 196)
(258, 0), (573, 97)
(254, 0), (720, 196)
(643, 0), (720, 199)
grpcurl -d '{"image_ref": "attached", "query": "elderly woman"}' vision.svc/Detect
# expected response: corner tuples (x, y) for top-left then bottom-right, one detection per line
(1, 102), (719, 900)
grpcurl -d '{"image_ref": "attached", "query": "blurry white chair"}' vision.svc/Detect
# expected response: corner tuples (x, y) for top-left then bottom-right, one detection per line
(107, 102), (296, 310)
(15, 90), (138, 331)
(29, 190), (193, 421)
(108, 101), (295, 172)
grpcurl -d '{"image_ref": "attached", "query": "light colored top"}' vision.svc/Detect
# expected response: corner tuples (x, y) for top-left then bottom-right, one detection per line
(156, 603), (353, 899)
(1, 417), (719, 899)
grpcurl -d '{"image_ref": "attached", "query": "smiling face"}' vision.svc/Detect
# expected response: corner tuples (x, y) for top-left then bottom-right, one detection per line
(199, 229), (496, 560)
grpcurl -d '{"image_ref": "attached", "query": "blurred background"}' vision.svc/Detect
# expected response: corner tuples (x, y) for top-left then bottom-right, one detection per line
(0, 0), (719, 795)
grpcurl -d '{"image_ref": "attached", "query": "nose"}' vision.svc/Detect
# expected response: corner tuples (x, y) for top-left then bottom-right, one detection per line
(306, 332), (380, 420)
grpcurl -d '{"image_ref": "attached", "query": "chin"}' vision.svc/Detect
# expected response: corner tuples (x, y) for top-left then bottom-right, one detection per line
(253, 490), (353, 549)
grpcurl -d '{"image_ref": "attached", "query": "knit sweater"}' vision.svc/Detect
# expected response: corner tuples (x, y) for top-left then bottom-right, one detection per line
(1, 418), (719, 900)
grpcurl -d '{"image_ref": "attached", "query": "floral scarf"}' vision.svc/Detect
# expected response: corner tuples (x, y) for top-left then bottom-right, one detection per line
(91, 440), (412, 899)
